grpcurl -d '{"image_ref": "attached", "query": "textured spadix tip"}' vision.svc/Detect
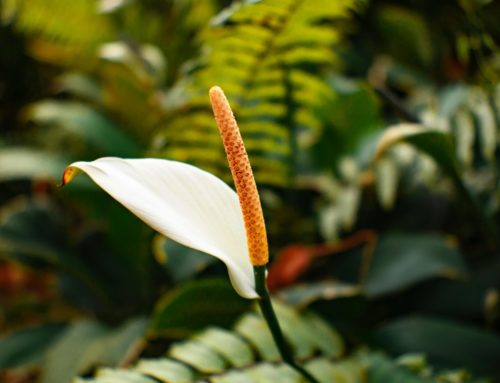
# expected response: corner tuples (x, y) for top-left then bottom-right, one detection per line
(209, 86), (269, 266)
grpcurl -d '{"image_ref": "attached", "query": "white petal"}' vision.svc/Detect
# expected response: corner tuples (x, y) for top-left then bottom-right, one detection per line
(64, 157), (257, 298)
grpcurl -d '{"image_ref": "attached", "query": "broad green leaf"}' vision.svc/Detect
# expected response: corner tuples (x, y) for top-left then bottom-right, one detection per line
(375, 5), (434, 68)
(150, 279), (251, 337)
(93, 317), (149, 366)
(154, 236), (217, 283)
(374, 317), (500, 377)
(55, 72), (103, 103)
(25, 100), (140, 158)
(411, 258), (500, 319)
(362, 353), (434, 383)
(99, 41), (166, 83)
(365, 233), (466, 297)
(0, 197), (114, 307)
(314, 76), (382, 167)
(375, 124), (459, 177)
(0, 147), (67, 182)
(0, 323), (67, 369)
(278, 281), (361, 308)
(0, 197), (67, 264)
(41, 320), (109, 383)
(41, 318), (148, 383)
(438, 84), (469, 118)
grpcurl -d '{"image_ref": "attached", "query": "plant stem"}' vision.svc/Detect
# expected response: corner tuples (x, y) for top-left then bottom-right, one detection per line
(373, 85), (421, 123)
(254, 265), (320, 383)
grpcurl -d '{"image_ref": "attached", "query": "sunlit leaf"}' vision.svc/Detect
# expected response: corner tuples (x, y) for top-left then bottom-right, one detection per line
(375, 124), (459, 177)
(0, 147), (67, 182)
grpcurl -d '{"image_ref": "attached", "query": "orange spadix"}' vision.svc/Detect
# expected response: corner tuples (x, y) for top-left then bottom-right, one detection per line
(209, 86), (269, 266)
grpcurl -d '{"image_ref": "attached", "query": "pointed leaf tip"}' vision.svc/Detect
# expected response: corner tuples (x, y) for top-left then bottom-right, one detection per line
(60, 166), (81, 187)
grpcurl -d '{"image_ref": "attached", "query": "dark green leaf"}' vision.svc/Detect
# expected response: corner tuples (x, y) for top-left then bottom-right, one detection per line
(0, 198), (67, 263)
(375, 5), (434, 68)
(374, 317), (500, 377)
(41, 320), (109, 383)
(365, 233), (466, 297)
(41, 317), (148, 383)
(362, 353), (434, 383)
(150, 279), (251, 337)
(0, 323), (67, 369)
(25, 100), (140, 158)
(155, 237), (217, 283)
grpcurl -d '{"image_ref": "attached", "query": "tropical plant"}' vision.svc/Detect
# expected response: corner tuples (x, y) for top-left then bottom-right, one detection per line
(0, 0), (499, 382)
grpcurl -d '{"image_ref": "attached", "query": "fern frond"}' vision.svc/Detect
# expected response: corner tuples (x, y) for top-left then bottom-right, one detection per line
(2, 0), (112, 66)
(156, 0), (357, 186)
(75, 301), (484, 383)
(76, 301), (357, 383)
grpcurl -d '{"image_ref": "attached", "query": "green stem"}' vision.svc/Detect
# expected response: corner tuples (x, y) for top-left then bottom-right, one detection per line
(254, 265), (320, 383)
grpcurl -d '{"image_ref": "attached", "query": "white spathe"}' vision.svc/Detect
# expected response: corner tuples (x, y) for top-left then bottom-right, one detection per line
(65, 157), (257, 299)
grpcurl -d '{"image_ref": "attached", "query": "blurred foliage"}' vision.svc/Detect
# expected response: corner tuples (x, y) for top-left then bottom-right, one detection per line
(0, 0), (499, 382)
(75, 298), (486, 383)
(155, 0), (358, 185)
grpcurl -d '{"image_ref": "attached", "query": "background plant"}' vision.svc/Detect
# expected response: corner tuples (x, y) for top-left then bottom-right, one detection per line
(0, 0), (499, 382)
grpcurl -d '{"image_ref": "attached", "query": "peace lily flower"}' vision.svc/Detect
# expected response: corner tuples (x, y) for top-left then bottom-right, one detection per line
(63, 87), (319, 382)
(61, 86), (267, 299)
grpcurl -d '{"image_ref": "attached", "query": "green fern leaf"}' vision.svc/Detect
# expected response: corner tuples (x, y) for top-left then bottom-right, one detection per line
(74, 301), (485, 383)
(76, 301), (356, 383)
(155, 0), (357, 186)
(2, 0), (113, 65)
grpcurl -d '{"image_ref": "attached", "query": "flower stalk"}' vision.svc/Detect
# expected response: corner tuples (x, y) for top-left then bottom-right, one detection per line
(210, 86), (318, 383)
(254, 265), (319, 383)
